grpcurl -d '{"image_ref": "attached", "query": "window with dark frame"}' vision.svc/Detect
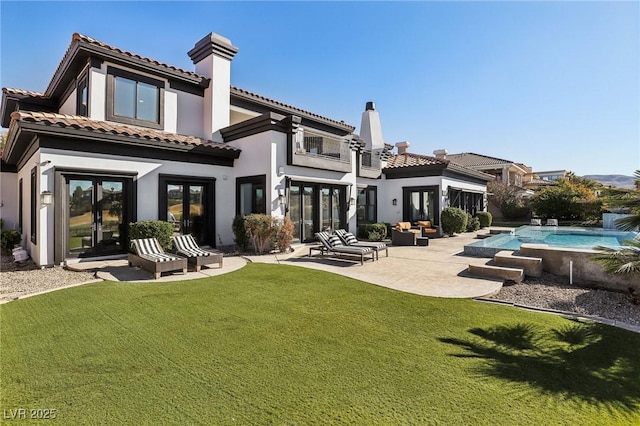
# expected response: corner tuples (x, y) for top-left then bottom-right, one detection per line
(356, 186), (377, 225)
(106, 66), (164, 129)
(236, 175), (266, 216)
(30, 168), (36, 243)
(76, 75), (89, 117)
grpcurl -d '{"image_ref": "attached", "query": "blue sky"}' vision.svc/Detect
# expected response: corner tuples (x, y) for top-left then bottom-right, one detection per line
(1, 1), (638, 176)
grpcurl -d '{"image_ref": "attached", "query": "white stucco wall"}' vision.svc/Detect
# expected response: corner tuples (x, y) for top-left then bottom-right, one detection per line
(34, 148), (237, 265)
(15, 151), (42, 264)
(164, 90), (178, 134)
(378, 175), (443, 225)
(89, 68), (106, 121)
(0, 172), (18, 230)
(194, 54), (231, 141)
(59, 88), (77, 115)
(176, 91), (205, 138)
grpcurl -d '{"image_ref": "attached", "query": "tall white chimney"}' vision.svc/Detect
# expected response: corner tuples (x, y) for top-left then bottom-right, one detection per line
(359, 101), (385, 151)
(188, 33), (239, 141)
(396, 141), (410, 155)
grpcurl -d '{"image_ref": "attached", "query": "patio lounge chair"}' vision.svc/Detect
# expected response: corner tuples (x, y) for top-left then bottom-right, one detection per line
(530, 218), (542, 226)
(546, 219), (558, 226)
(334, 229), (388, 260)
(129, 238), (188, 279)
(313, 232), (376, 265)
(172, 234), (223, 272)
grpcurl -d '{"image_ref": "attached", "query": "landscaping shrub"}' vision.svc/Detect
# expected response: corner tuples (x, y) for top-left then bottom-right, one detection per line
(232, 215), (250, 251)
(368, 223), (387, 240)
(466, 214), (480, 232)
(129, 220), (174, 251)
(244, 214), (276, 255)
(476, 211), (492, 228)
(1, 229), (21, 254)
(274, 216), (294, 253)
(441, 207), (468, 236)
(502, 203), (530, 220)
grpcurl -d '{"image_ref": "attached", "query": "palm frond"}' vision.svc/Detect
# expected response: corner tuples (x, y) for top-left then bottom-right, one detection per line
(591, 238), (640, 274)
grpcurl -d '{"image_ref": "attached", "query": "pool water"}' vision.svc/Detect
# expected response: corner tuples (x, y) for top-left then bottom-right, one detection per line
(464, 226), (637, 257)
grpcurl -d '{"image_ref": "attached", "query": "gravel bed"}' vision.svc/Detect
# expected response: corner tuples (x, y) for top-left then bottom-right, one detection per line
(1, 256), (96, 302)
(486, 273), (640, 327)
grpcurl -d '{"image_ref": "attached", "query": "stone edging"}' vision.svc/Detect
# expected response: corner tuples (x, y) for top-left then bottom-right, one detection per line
(475, 297), (640, 334)
(0, 278), (104, 305)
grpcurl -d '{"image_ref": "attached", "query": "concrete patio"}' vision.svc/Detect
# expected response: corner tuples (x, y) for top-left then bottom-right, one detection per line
(66, 231), (502, 299)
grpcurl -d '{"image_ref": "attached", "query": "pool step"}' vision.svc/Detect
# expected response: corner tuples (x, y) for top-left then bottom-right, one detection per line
(494, 251), (543, 278)
(468, 264), (524, 283)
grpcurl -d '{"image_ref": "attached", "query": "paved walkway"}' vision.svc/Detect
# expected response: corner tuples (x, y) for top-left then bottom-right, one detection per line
(67, 232), (502, 298)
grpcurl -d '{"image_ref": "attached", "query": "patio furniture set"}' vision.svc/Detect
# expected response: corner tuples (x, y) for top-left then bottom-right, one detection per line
(128, 234), (223, 279)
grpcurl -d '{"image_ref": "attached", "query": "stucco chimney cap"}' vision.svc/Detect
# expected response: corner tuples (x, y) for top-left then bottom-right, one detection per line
(365, 101), (376, 111)
(188, 32), (239, 63)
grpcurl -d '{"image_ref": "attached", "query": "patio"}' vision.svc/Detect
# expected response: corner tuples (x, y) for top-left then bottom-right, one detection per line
(63, 231), (501, 299)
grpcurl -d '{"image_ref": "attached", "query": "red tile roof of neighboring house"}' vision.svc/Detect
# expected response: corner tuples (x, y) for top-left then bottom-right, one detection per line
(384, 152), (495, 181)
(9, 111), (239, 154)
(446, 152), (514, 167)
(385, 152), (448, 168)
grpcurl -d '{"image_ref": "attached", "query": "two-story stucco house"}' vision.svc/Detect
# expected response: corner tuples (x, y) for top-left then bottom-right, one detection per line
(0, 32), (492, 267)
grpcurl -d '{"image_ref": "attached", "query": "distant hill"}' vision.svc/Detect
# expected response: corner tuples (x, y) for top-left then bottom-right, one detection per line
(582, 174), (637, 189)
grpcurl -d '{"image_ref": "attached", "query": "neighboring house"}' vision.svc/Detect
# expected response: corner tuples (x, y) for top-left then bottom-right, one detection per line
(0, 32), (490, 267)
(444, 152), (531, 188)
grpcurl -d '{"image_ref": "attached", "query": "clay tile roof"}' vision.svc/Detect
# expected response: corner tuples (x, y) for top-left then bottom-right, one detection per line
(230, 86), (355, 131)
(446, 152), (513, 167)
(384, 152), (448, 169)
(9, 111), (239, 154)
(2, 87), (48, 98)
(73, 33), (205, 79)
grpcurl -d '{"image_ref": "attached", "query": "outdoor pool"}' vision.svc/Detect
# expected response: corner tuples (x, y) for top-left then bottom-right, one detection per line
(464, 226), (637, 257)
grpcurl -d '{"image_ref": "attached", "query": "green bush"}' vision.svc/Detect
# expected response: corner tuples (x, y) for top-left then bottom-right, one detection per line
(476, 211), (492, 228)
(129, 221), (174, 251)
(441, 207), (468, 236)
(1, 229), (22, 254)
(502, 203), (530, 220)
(367, 223), (387, 240)
(232, 215), (250, 251)
(466, 214), (480, 232)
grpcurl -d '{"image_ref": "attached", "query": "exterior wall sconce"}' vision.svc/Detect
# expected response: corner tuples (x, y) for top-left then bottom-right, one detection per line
(392, 198), (397, 206)
(277, 166), (285, 176)
(350, 197), (356, 206)
(278, 188), (285, 205)
(41, 191), (53, 206)
(442, 189), (448, 196)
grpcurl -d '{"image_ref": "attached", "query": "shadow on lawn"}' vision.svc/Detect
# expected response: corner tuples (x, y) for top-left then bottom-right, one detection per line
(439, 320), (640, 413)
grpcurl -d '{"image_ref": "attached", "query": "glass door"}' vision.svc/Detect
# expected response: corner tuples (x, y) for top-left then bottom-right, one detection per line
(404, 186), (439, 225)
(164, 182), (209, 244)
(302, 185), (316, 242)
(67, 177), (128, 258)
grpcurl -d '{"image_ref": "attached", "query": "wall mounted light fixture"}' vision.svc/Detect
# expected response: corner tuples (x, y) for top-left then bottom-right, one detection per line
(392, 198), (397, 206)
(41, 191), (53, 206)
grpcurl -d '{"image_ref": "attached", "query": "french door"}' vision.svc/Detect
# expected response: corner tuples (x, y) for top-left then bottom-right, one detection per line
(66, 176), (132, 258)
(159, 175), (215, 246)
(288, 182), (346, 242)
(403, 186), (439, 224)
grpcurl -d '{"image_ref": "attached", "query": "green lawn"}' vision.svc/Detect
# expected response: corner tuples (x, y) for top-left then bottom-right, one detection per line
(2, 264), (639, 425)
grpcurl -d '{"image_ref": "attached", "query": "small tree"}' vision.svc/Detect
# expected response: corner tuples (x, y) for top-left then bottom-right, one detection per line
(487, 181), (529, 220)
(274, 216), (294, 253)
(244, 214), (276, 255)
(441, 207), (468, 236)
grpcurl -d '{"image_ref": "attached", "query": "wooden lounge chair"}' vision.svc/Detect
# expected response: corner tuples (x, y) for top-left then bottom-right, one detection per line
(128, 238), (187, 279)
(172, 234), (223, 272)
(334, 229), (388, 260)
(312, 232), (375, 265)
